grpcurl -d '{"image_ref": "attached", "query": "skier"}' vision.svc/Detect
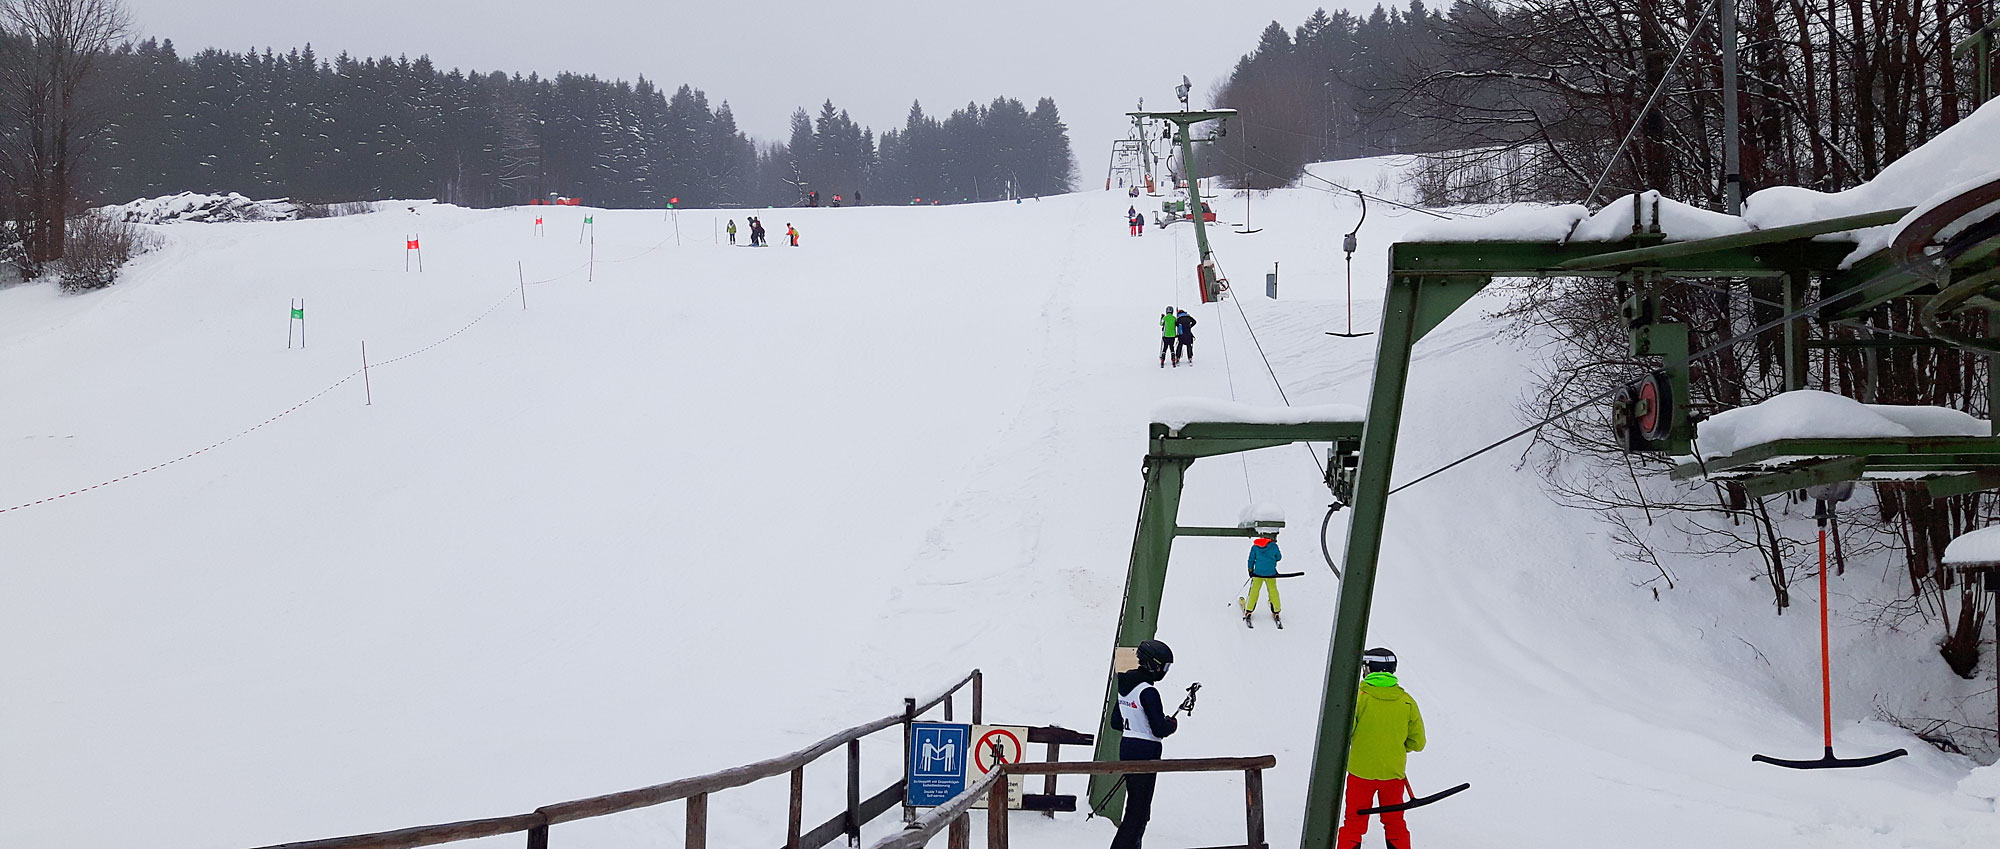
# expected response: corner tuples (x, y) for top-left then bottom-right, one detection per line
(808, 190), (819, 207)
(727, 219), (738, 245)
(750, 218), (765, 247)
(1240, 530), (1281, 628)
(1336, 648), (1426, 849)
(787, 223), (800, 247)
(1128, 206), (1142, 236)
(1174, 309), (1196, 363)
(1159, 306), (1180, 367)
(1111, 639), (1179, 849)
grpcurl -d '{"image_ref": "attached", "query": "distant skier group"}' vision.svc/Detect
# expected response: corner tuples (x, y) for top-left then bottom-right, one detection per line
(729, 217), (799, 247)
(1129, 205), (1146, 236)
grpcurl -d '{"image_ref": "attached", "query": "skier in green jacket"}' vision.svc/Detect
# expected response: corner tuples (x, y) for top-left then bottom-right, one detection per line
(1337, 647), (1425, 849)
(1160, 306), (1180, 368)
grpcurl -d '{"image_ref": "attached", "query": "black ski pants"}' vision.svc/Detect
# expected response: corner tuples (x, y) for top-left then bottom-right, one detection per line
(1175, 334), (1193, 359)
(1110, 737), (1164, 849)
(1160, 336), (1176, 359)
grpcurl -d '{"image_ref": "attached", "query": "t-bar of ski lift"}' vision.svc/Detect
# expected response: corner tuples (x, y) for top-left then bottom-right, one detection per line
(1327, 189), (1374, 338)
(1356, 778), (1472, 815)
(1751, 480), (1909, 770)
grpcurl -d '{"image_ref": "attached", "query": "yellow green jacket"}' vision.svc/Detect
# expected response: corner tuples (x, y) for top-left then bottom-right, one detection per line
(1349, 672), (1425, 780)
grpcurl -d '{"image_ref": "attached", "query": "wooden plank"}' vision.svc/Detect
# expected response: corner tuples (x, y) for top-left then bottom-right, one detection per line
(947, 815), (969, 849)
(248, 814), (546, 849)
(985, 779), (1008, 849)
(1024, 727), (1092, 746)
(800, 781), (905, 849)
(1005, 756), (1275, 776)
(788, 766), (805, 849)
(1018, 795), (1076, 812)
(687, 794), (708, 849)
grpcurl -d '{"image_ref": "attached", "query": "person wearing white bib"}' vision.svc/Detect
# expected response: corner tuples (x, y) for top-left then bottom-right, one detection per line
(1111, 639), (1179, 849)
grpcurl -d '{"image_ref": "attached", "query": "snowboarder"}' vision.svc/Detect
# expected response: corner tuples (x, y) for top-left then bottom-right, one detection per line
(786, 223), (799, 247)
(1174, 309), (1196, 363)
(1240, 530), (1280, 627)
(1336, 648), (1426, 849)
(727, 219), (737, 245)
(1112, 639), (1179, 849)
(1159, 307), (1180, 367)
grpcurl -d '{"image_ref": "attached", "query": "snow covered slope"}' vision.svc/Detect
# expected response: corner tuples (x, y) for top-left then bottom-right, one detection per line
(3, 174), (1995, 849)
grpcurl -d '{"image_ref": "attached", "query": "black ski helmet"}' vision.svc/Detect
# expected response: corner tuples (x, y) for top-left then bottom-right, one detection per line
(1362, 647), (1397, 674)
(1136, 639), (1174, 673)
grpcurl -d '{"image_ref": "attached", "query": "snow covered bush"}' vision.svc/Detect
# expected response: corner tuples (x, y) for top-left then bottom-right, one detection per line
(100, 192), (299, 224)
(58, 214), (157, 293)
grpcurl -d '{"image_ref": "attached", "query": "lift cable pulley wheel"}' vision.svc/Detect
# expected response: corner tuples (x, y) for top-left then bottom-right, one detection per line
(1328, 189), (1374, 338)
(1752, 482), (1909, 771)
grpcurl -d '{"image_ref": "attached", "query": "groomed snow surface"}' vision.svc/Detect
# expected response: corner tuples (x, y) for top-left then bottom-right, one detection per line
(3, 165), (1998, 849)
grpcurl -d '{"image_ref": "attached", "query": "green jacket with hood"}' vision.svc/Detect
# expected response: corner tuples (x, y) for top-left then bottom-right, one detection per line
(1348, 672), (1425, 780)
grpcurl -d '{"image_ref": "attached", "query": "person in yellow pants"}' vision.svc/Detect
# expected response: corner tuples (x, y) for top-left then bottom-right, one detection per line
(1241, 531), (1282, 628)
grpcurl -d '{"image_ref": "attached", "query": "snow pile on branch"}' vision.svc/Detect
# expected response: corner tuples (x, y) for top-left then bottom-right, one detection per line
(1150, 397), (1362, 429)
(1694, 389), (1988, 458)
(100, 193), (302, 224)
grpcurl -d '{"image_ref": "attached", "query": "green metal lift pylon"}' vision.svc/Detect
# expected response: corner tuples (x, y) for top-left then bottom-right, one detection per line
(1088, 418), (1361, 821)
(1296, 190), (2000, 848)
(1129, 108), (1235, 303)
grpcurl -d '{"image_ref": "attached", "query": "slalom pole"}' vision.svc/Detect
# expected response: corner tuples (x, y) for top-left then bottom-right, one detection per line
(300, 299), (306, 348)
(360, 341), (373, 406)
(519, 262), (527, 310)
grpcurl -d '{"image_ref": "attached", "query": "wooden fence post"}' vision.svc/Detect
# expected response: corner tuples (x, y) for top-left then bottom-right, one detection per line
(1244, 769), (1266, 849)
(526, 821), (548, 849)
(948, 813), (970, 849)
(686, 793), (708, 849)
(971, 671), (984, 724)
(944, 693), (953, 722)
(985, 777), (1009, 849)
(846, 739), (862, 846)
(788, 766), (805, 849)
(903, 697), (918, 823)
(1041, 742), (1059, 819)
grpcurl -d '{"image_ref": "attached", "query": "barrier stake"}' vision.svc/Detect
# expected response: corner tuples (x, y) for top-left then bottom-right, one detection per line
(361, 341), (373, 406)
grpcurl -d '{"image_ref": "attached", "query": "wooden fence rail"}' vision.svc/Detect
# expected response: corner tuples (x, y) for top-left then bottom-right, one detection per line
(870, 756), (1275, 849)
(253, 670), (983, 849)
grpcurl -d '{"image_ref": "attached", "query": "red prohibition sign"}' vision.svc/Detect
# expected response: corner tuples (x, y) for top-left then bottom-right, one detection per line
(974, 729), (1023, 774)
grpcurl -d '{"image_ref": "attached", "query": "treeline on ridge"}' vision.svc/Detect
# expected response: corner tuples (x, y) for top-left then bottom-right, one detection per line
(86, 39), (1078, 209)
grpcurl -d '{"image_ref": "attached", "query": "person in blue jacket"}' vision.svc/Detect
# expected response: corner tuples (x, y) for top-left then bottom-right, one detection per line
(1241, 531), (1282, 628)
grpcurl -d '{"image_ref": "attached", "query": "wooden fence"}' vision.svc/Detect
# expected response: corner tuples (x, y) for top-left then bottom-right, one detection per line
(251, 670), (984, 849)
(871, 755), (1275, 849)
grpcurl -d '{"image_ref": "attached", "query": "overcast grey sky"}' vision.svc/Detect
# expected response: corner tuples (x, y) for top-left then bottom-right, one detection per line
(122, 1), (1377, 160)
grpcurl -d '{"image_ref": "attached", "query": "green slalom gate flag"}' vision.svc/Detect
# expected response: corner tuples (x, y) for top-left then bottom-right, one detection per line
(291, 307), (304, 319)
(584, 215), (594, 224)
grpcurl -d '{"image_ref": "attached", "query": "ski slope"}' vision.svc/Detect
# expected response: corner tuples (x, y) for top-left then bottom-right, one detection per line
(3, 169), (1997, 849)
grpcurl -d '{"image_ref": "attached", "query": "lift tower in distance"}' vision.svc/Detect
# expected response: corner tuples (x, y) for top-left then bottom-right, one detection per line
(1130, 81), (1235, 304)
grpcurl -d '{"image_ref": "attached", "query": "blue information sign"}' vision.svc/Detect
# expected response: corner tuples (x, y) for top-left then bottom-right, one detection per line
(906, 722), (971, 806)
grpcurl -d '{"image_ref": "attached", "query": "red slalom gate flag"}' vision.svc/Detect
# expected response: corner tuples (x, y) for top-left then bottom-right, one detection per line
(406, 238), (420, 250)
(534, 217), (543, 225)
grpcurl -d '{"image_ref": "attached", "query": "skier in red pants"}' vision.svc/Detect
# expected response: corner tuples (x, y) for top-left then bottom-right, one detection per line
(1337, 648), (1425, 849)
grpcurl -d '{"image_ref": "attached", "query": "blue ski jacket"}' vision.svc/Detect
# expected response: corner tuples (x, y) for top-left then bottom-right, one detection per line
(1247, 537), (1282, 577)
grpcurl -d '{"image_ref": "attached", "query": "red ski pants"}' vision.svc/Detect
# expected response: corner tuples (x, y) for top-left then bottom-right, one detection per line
(1337, 775), (1410, 849)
